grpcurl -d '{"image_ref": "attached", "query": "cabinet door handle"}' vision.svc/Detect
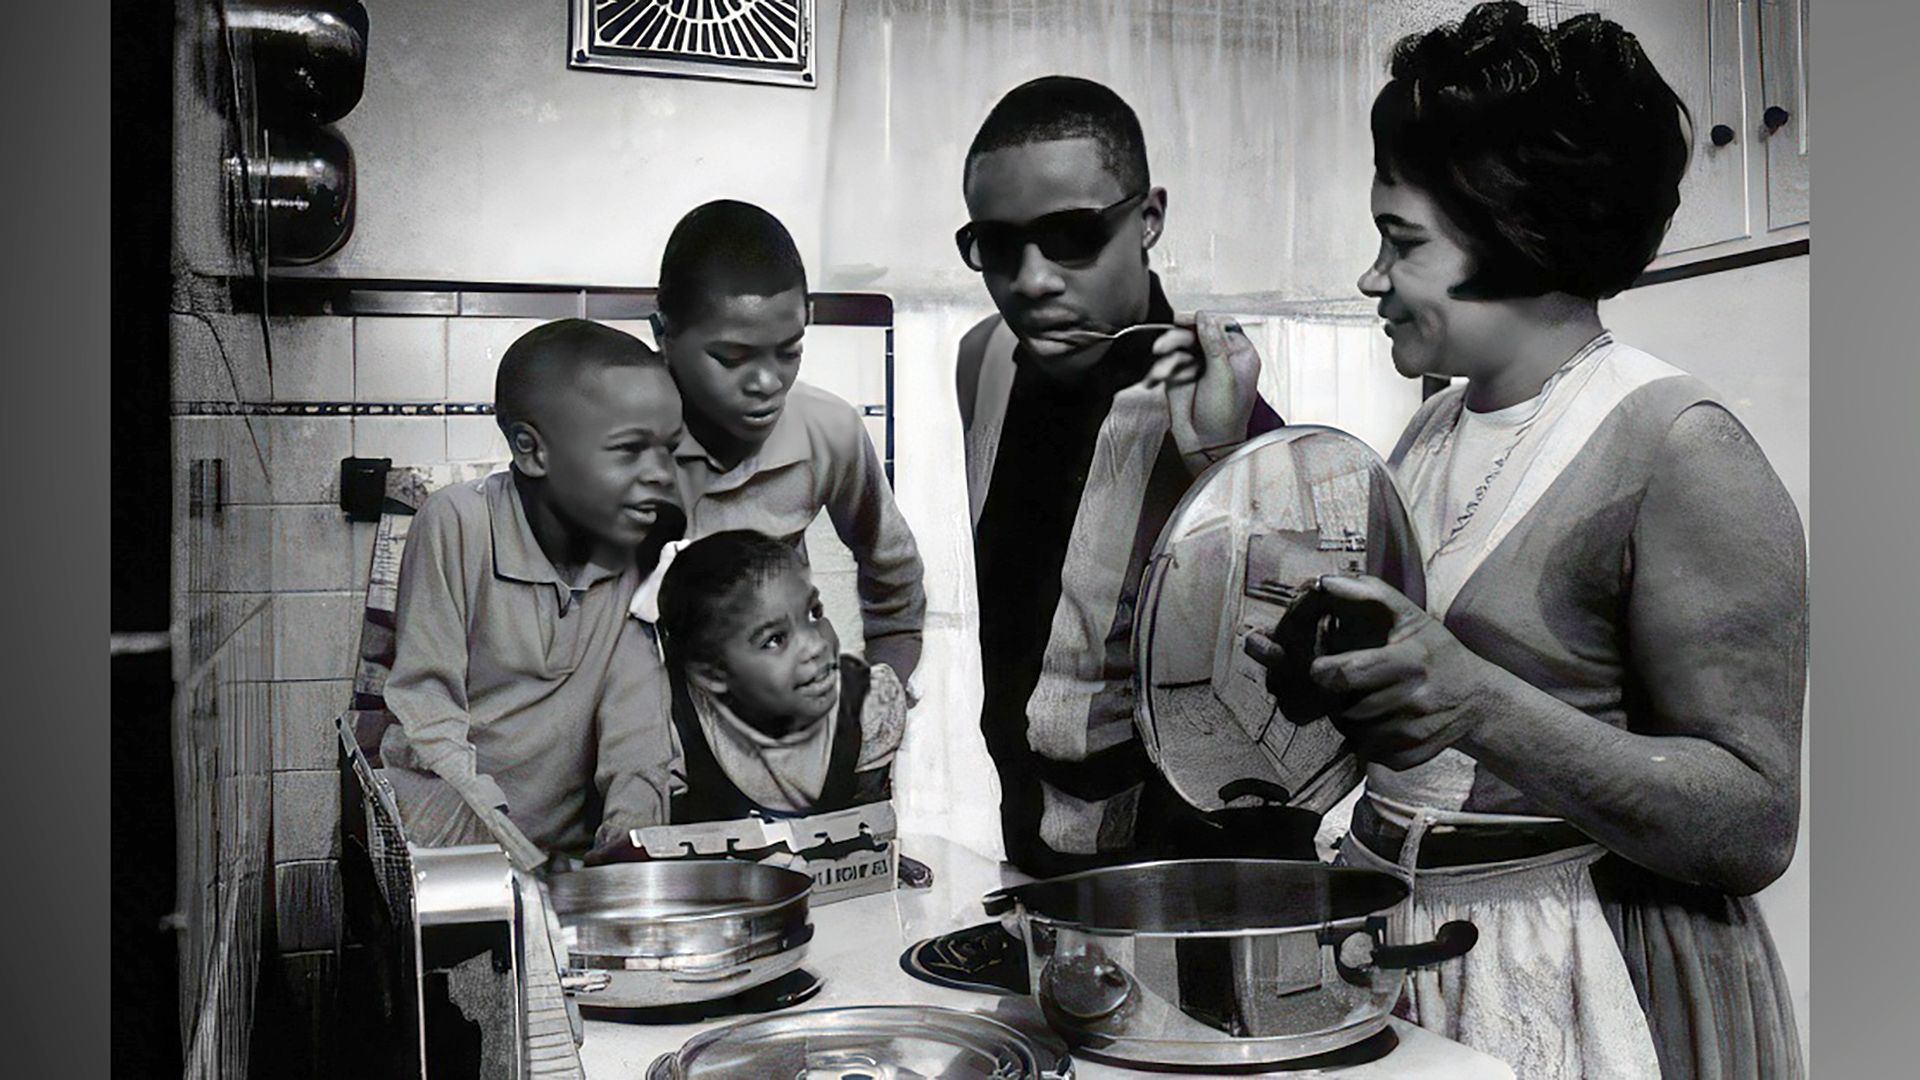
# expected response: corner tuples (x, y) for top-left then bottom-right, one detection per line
(1710, 124), (1736, 147)
(1763, 105), (1792, 134)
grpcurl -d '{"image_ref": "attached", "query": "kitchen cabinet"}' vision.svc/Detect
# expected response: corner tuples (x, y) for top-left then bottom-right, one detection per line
(1592, 0), (1754, 255)
(1760, 0), (1809, 231)
(1372, 1), (1810, 270)
(1624, 0), (1813, 267)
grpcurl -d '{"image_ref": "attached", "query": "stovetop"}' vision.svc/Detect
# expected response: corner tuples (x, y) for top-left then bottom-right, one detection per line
(577, 968), (823, 1025)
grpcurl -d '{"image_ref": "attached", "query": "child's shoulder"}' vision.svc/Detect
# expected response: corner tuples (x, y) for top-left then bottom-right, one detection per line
(409, 470), (507, 546)
(786, 380), (868, 447)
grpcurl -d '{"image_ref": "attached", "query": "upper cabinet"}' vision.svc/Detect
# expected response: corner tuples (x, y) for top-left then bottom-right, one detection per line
(1630, 0), (1811, 269)
(1367, 1), (1808, 276)
(1759, 0), (1809, 231)
(1591, 0), (1754, 254)
(1582, 0), (1804, 263)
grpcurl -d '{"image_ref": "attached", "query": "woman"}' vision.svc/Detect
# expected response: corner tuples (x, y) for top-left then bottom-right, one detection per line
(1221, 4), (1804, 1077)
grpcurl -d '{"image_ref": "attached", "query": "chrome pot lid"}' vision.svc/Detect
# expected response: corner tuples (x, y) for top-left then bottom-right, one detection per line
(1134, 426), (1425, 815)
(646, 1004), (1071, 1079)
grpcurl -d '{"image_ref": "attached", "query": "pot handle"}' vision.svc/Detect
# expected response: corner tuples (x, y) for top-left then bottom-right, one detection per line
(1372, 920), (1478, 970)
(668, 922), (817, 981)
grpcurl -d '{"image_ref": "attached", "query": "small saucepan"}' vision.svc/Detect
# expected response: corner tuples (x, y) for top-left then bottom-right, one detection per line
(984, 858), (1475, 1070)
(548, 860), (815, 1009)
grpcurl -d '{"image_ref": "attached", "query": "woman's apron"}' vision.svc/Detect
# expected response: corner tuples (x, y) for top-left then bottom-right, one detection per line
(1343, 337), (1688, 1080)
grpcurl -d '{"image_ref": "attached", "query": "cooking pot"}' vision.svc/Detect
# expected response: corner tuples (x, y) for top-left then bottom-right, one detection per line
(547, 860), (814, 1009)
(984, 859), (1476, 1070)
(645, 1005), (1074, 1080)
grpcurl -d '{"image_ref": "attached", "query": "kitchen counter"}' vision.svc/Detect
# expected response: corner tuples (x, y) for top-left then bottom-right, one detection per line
(577, 834), (1514, 1078)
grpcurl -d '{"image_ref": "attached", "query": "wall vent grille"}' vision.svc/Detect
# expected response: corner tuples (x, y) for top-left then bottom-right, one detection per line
(570, 0), (815, 88)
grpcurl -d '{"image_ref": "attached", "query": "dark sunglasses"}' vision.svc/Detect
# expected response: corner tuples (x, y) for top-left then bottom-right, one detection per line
(955, 191), (1149, 273)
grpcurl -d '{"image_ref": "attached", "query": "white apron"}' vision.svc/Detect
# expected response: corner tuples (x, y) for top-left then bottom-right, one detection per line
(1350, 335), (1686, 1080)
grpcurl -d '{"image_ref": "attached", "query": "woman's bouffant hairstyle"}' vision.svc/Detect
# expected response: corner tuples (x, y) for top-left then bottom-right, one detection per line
(655, 530), (807, 667)
(1372, 1), (1691, 300)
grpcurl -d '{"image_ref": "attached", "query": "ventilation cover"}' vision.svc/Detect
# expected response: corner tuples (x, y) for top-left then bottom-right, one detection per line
(570, 0), (815, 88)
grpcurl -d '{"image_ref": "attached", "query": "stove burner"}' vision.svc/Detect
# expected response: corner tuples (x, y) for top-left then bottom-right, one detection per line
(1071, 1027), (1401, 1074)
(900, 922), (1031, 995)
(577, 969), (823, 1025)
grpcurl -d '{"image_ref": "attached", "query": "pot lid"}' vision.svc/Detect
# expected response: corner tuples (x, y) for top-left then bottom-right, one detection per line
(646, 1004), (1071, 1079)
(1134, 427), (1426, 815)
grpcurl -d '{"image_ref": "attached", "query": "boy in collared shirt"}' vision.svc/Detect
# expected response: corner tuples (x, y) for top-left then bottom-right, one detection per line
(379, 319), (683, 870)
(652, 200), (927, 685)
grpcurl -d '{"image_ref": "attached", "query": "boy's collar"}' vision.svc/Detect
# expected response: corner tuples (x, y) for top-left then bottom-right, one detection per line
(488, 470), (624, 603)
(674, 384), (813, 478)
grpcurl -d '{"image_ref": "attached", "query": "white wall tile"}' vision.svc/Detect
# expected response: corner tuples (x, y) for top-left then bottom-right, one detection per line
(172, 313), (270, 403)
(355, 317), (448, 401)
(447, 317), (542, 402)
(352, 417), (446, 466)
(271, 505), (354, 592)
(264, 417), (353, 505)
(270, 317), (355, 401)
(273, 680), (353, 771)
(447, 415), (511, 464)
(273, 592), (358, 681)
(272, 771), (341, 861)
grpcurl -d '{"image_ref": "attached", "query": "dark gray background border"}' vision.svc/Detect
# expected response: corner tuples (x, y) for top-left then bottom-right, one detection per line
(9, 2), (113, 1076)
(18, 0), (1912, 1076)
(1805, 0), (1919, 1073)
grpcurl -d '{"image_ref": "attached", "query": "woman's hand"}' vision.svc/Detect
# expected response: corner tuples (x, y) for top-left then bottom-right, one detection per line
(1300, 575), (1499, 770)
(1149, 313), (1262, 471)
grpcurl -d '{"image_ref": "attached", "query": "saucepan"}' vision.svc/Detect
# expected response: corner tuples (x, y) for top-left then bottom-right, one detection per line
(547, 859), (814, 1008)
(645, 1005), (1075, 1080)
(984, 858), (1476, 1070)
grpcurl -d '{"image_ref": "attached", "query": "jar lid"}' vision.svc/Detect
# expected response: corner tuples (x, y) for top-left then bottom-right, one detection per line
(1134, 427), (1426, 814)
(646, 1004), (1069, 1079)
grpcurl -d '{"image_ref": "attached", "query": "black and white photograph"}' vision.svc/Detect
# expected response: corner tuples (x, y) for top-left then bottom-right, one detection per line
(109, 2), (1817, 1077)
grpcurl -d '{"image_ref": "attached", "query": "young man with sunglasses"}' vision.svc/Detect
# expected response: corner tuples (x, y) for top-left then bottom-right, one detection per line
(954, 76), (1297, 876)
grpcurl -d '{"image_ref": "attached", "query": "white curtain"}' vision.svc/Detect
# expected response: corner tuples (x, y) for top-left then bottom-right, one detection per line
(817, 2), (1429, 860)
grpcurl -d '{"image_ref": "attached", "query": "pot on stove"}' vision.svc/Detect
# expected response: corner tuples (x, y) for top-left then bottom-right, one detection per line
(985, 859), (1476, 1070)
(645, 1005), (1074, 1080)
(547, 860), (815, 1009)
(977, 426), (1476, 1069)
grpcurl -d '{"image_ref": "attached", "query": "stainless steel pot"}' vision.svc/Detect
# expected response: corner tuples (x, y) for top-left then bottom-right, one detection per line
(547, 860), (814, 1008)
(984, 859), (1476, 1070)
(645, 1005), (1075, 1080)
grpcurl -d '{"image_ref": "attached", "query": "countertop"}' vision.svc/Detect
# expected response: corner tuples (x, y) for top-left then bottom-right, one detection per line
(575, 834), (1514, 1079)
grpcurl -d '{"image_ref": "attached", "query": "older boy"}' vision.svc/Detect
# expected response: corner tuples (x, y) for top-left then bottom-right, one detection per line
(379, 319), (682, 870)
(652, 200), (927, 684)
(955, 76), (1301, 875)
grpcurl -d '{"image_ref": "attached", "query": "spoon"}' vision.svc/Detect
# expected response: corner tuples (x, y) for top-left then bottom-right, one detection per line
(1048, 322), (1207, 387)
(1048, 322), (1186, 349)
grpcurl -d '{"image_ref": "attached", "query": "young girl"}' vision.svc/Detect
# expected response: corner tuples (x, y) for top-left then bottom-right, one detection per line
(652, 530), (908, 822)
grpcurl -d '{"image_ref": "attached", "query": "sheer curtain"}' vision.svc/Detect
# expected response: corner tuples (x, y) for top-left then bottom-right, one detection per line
(816, 2), (1427, 859)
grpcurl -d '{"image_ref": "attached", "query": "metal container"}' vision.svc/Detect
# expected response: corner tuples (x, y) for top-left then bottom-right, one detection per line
(547, 860), (814, 1009)
(1133, 426), (1427, 821)
(985, 859), (1476, 1070)
(645, 1005), (1073, 1080)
